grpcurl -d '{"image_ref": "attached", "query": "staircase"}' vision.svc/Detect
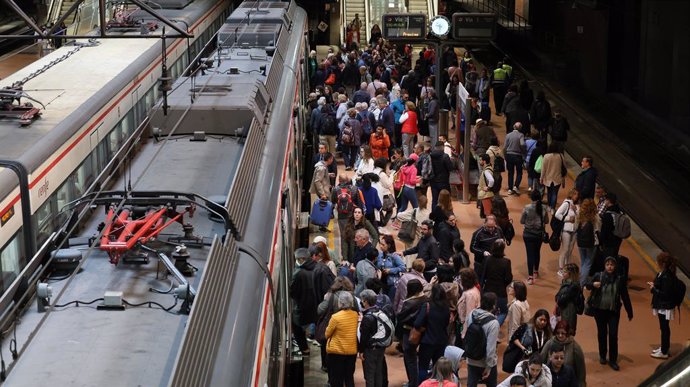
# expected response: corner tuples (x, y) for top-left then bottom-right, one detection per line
(342, 0), (368, 48)
(408, 0), (433, 17)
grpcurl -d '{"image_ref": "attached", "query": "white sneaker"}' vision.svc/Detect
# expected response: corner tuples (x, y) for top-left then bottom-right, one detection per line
(651, 347), (662, 354)
(507, 189), (514, 195)
(528, 187), (532, 192)
(513, 186), (518, 194)
(651, 351), (669, 359)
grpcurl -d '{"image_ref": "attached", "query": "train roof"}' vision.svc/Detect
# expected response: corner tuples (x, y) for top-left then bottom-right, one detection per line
(0, 0), (221, 169)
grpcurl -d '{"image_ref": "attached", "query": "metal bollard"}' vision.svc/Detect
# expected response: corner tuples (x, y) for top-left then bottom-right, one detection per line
(439, 109), (449, 138)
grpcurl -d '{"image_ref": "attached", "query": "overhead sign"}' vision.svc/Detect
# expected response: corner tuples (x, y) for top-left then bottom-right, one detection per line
(382, 14), (426, 40)
(452, 13), (496, 40)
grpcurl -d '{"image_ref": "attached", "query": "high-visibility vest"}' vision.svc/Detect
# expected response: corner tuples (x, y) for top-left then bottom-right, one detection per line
(493, 68), (507, 82)
(502, 64), (513, 77)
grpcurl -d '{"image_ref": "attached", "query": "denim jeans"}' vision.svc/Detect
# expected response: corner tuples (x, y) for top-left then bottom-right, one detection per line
(524, 234), (542, 276)
(546, 183), (561, 210)
(496, 296), (508, 326)
(578, 246), (596, 286)
(399, 186), (418, 212)
(402, 133), (415, 157)
(505, 153), (523, 189)
(342, 144), (359, 169)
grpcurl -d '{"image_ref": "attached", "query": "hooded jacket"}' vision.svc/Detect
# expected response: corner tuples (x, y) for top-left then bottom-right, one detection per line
(466, 309), (500, 369)
(540, 336), (586, 387)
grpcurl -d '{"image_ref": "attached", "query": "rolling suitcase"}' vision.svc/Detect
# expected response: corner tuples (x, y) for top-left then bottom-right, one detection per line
(310, 199), (333, 227)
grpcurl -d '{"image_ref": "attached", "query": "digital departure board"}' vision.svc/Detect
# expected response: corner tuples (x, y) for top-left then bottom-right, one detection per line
(452, 13), (496, 40)
(382, 14), (426, 40)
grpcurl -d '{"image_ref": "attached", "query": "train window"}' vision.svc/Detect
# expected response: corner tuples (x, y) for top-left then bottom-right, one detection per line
(0, 232), (23, 294)
(35, 199), (54, 247)
(76, 155), (95, 195)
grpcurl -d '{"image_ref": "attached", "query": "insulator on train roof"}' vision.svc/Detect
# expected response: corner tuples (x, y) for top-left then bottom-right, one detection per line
(159, 76), (172, 92)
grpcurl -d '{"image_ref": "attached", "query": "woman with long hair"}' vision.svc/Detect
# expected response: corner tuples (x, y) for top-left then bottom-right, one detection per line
(377, 234), (406, 301)
(419, 357), (458, 387)
(575, 198), (600, 286)
(482, 239), (513, 326)
(499, 353), (552, 387)
(314, 240), (337, 276)
(397, 155), (419, 212)
(506, 280), (530, 340)
(429, 188), (454, 227)
(355, 145), (376, 181)
(414, 283), (451, 383)
(521, 190), (549, 285)
(503, 309), (553, 373)
(648, 252), (680, 359)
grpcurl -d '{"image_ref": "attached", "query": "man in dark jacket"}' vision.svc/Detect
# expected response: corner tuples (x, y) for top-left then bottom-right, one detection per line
(290, 247), (318, 354)
(575, 156), (598, 201)
(359, 289), (391, 387)
(402, 220), (440, 281)
(429, 141), (455, 209)
(352, 228), (375, 266)
(309, 245), (335, 304)
(599, 193), (624, 258)
(470, 215), (505, 282)
(436, 214), (460, 262)
(352, 82), (371, 104)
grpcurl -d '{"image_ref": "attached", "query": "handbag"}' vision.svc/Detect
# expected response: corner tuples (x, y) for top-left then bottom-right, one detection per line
(583, 294), (596, 317)
(382, 195), (395, 211)
(398, 209), (417, 243)
(408, 303), (430, 346)
(548, 232), (562, 251)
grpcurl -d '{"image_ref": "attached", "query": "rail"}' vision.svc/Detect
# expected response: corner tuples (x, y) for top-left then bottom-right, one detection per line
(364, 0), (370, 46)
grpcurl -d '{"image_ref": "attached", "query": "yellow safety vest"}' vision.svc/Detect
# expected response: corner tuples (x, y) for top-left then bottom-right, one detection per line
(493, 68), (507, 82)
(502, 64), (513, 77)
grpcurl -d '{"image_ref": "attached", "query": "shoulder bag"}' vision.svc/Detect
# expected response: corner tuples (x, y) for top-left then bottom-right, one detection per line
(408, 302), (430, 346)
(398, 209), (417, 243)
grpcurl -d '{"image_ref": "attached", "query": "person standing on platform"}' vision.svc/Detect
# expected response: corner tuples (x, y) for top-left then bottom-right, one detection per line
(429, 142), (455, 209)
(477, 154), (495, 217)
(481, 239), (513, 327)
(415, 284), (451, 383)
(394, 259), (429, 313)
(540, 143), (567, 213)
(521, 190), (549, 285)
(477, 68), (491, 104)
(504, 124), (527, 195)
(466, 292), (500, 387)
(396, 279), (427, 387)
(599, 193), (626, 259)
(575, 199), (600, 286)
(399, 101), (419, 157)
(540, 320), (586, 386)
(491, 62), (508, 117)
(358, 289), (390, 387)
(555, 189), (580, 275)
(310, 152), (334, 231)
(586, 256), (633, 371)
(555, 264), (583, 336)
(648, 252), (680, 360)
(550, 110), (570, 147)
(290, 248), (318, 357)
(546, 343), (579, 387)
(574, 156), (597, 201)
(356, 249), (380, 296)
(402, 220), (440, 282)
(325, 291), (360, 387)
(426, 90), (440, 145)
(391, 91), (408, 148)
(470, 215), (504, 282)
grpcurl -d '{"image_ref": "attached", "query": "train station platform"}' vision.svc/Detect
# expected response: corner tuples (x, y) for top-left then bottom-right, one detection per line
(302, 98), (690, 386)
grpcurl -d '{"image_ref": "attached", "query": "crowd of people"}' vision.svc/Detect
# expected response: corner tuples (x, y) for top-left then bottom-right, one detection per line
(292, 21), (685, 387)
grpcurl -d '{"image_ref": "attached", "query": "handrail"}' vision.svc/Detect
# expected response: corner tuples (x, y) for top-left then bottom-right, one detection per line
(340, 0), (345, 46)
(364, 0), (370, 46)
(52, 0), (66, 24)
(428, 0), (436, 19)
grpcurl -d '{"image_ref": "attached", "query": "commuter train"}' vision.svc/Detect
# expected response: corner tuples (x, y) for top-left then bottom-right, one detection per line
(0, 0), (231, 309)
(0, 1), (309, 386)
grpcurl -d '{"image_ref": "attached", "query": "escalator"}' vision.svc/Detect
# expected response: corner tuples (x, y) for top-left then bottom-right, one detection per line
(639, 345), (690, 386)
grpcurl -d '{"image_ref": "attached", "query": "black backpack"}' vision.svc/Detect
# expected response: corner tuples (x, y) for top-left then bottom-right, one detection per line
(321, 112), (337, 135)
(490, 150), (505, 173)
(464, 313), (496, 360)
(671, 274), (687, 312)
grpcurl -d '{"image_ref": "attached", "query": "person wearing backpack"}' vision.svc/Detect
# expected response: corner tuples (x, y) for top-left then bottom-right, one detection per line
(332, 174), (365, 253)
(648, 252), (684, 360)
(341, 109), (363, 170)
(466, 292), (500, 387)
(414, 284), (451, 384)
(599, 193), (626, 258)
(359, 289), (393, 387)
(555, 263), (584, 336)
(318, 104), (339, 156)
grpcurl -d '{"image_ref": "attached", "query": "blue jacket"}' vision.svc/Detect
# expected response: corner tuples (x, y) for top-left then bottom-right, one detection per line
(360, 186), (382, 216)
(391, 98), (405, 124)
(377, 252), (406, 287)
(414, 301), (450, 346)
